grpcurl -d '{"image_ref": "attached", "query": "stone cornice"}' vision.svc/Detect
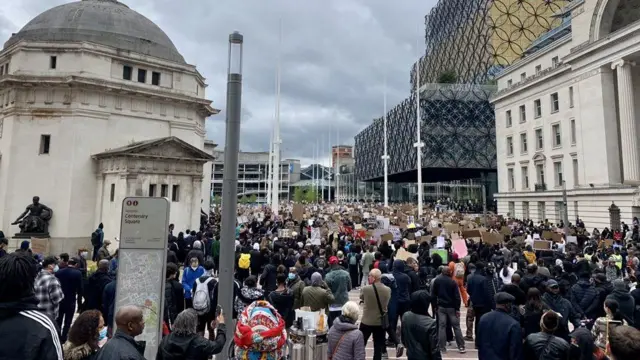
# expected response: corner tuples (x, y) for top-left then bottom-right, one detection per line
(491, 64), (570, 103)
(567, 21), (640, 63)
(0, 74), (219, 116)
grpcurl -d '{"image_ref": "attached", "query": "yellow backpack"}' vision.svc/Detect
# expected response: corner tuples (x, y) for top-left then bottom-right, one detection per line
(238, 253), (251, 269)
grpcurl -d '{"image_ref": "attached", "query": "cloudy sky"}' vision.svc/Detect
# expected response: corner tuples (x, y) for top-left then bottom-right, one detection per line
(0, 0), (437, 165)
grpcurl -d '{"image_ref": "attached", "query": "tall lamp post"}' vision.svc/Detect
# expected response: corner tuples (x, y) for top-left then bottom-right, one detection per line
(218, 31), (243, 356)
(414, 51), (424, 216)
(382, 76), (389, 207)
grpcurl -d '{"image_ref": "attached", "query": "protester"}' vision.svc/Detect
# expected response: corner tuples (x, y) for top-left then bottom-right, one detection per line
(360, 269), (391, 360)
(0, 253), (63, 360)
(63, 310), (105, 360)
(431, 266), (465, 353)
(182, 257), (204, 309)
(325, 256), (352, 327)
(268, 265), (294, 328)
(163, 262), (185, 331)
(95, 305), (145, 360)
(234, 276), (264, 314)
(35, 255), (65, 321)
(83, 260), (112, 314)
(523, 310), (571, 359)
(476, 292), (523, 360)
(327, 301), (365, 360)
(156, 308), (226, 360)
(55, 257), (84, 343)
(97, 240), (111, 261)
(592, 299), (627, 350)
(91, 223), (104, 262)
(302, 272), (334, 312)
(400, 290), (441, 360)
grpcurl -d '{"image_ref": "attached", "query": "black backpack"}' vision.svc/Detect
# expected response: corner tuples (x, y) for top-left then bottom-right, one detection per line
(91, 231), (101, 247)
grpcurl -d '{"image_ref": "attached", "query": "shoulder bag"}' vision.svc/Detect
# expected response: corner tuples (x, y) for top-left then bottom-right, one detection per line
(372, 283), (389, 330)
(330, 329), (354, 360)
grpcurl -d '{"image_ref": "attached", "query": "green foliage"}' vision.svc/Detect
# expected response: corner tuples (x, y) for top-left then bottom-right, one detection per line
(293, 187), (305, 203)
(211, 195), (221, 205)
(438, 70), (458, 84)
(304, 186), (318, 203)
(248, 194), (257, 203)
(239, 196), (249, 204)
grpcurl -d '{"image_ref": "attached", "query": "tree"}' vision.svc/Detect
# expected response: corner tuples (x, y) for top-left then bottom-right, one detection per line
(304, 186), (318, 203)
(438, 70), (458, 84)
(248, 194), (257, 203)
(239, 196), (249, 204)
(293, 187), (305, 203)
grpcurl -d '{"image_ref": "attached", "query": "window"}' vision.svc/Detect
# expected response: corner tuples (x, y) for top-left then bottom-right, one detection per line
(521, 166), (529, 189)
(574, 201), (579, 219)
(552, 56), (559, 66)
(536, 163), (545, 184)
(507, 79), (512, 87)
(520, 132), (528, 154)
(148, 184), (157, 197)
(573, 158), (579, 186)
(555, 201), (564, 223)
(550, 92), (559, 112)
(4, 63), (8, 74)
(521, 72), (526, 81)
(506, 110), (512, 127)
(160, 184), (168, 197)
(523, 201), (530, 219)
(0, 65), (3, 76)
(570, 119), (576, 145)
(538, 201), (546, 221)
(535, 65), (542, 74)
(569, 86), (574, 108)
(110, 184), (115, 202)
(49, 56), (57, 69)
(508, 168), (515, 190)
(152, 71), (161, 86)
(508, 201), (515, 216)
(39, 135), (51, 154)
(534, 99), (542, 118)
(552, 124), (561, 147)
(123, 65), (132, 80)
(137, 69), (147, 83)
(519, 105), (526, 122)
(172, 185), (180, 202)
(535, 128), (544, 150)
(554, 161), (563, 186)
(506, 136), (514, 156)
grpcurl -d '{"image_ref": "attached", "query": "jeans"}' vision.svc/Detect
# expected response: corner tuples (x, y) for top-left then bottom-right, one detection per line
(360, 323), (386, 360)
(437, 307), (465, 350)
(466, 306), (475, 338)
(56, 301), (76, 343)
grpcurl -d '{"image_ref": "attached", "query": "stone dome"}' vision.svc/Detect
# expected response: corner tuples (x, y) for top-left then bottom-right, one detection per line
(4, 0), (186, 64)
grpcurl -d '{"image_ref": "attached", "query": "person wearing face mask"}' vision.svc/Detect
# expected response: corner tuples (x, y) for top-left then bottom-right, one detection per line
(287, 267), (305, 310)
(523, 310), (571, 360)
(476, 292), (523, 360)
(182, 257), (205, 309)
(95, 305), (146, 360)
(35, 256), (65, 321)
(542, 279), (582, 341)
(63, 309), (105, 360)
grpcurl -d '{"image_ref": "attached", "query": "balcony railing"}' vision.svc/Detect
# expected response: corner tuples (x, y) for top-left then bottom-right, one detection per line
(534, 183), (546, 192)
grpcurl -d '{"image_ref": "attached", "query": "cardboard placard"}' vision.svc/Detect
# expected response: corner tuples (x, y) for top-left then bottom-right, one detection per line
(542, 231), (554, 240)
(444, 222), (460, 233)
(533, 240), (551, 250)
(292, 204), (304, 221)
(395, 248), (417, 262)
(550, 232), (563, 243)
(499, 226), (512, 236)
(381, 233), (394, 242)
(462, 230), (482, 239)
(480, 231), (503, 245)
(420, 236), (431, 244)
(30, 237), (50, 255)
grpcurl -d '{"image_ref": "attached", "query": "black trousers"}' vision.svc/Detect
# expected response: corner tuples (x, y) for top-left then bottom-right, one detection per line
(473, 306), (490, 347)
(349, 265), (359, 288)
(92, 246), (100, 262)
(56, 301), (75, 343)
(360, 323), (386, 360)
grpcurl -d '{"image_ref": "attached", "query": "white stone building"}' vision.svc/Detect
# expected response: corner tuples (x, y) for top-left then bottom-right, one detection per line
(493, 0), (640, 229)
(0, 0), (218, 253)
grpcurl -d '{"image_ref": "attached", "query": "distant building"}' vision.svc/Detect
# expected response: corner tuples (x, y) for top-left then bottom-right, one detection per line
(210, 150), (300, 203)
(332, 145), (354, 168)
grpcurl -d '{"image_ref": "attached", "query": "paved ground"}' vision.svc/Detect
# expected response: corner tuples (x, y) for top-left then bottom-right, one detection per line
(348, 289), (479, 360)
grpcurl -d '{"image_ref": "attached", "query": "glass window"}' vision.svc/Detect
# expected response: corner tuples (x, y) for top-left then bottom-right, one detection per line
(573, 158), (579, 187)
(508, 201), (515, 216)
(535, 129), (544, 150)
(521, 166), (529, 189)
(536, 163), (545, 184)
(552, 56), (559, 66)
(570, 119), (576, 145)
(152, 71), (161, 86)
(538, 201), (546, 221)
(551, 92), (559, 112)
(39, 135), (51, 154)
(506, 136), (514, 156)
(520, 133), (528, 154)
(521, 72), (526, 81)
(552, 124), (561, 147)
(523, 201), (530, 219)
(519, 105), (526, 122)
(535, 65), (541, 74)
(507, 79), (512, 87)
(569, 86), (574, 108)
(508, 168), (515, 190)
(554, 161), (563, 186)
(534, 99), (541, 118)
(123, 65), (132, 80)
(138, 69), (147, 83)
(506, 110), (512, 127)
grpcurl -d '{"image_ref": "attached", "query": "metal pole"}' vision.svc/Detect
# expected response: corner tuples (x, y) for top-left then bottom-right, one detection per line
(414, 32), (424, 216)
(270, 20), (283, 215)
(382, 76), (389, 207)
(336, 128), (340, 204)
(562, 180), (569, 235)
(481, 173), (488, 227)
(218, 31), (243, 357)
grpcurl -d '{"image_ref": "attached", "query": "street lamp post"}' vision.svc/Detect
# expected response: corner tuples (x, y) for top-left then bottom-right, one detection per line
(218, 31), (243, 356)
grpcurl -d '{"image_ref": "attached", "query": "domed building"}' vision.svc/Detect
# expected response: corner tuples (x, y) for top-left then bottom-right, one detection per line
(0, 0), (219, 253)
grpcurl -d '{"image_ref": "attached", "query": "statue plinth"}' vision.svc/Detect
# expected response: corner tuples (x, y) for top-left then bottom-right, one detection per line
(14, 232), (50, 239)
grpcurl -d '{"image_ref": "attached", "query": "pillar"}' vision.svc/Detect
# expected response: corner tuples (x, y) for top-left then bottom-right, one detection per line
(612, 60), (639, 183)
(94, 174), (104, 226)
(191, 176), (203, 230)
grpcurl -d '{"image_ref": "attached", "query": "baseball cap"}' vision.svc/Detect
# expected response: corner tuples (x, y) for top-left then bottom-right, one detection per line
(329, 256), (339, 265)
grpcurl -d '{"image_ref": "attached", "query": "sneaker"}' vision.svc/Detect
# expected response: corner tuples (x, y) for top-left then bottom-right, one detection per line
(440, 348), (448, 354)
(464, 335), (474, 341)
(459, 346), (466, 353)
(381, 352), (388, 359)
(396, 345), (404, 358)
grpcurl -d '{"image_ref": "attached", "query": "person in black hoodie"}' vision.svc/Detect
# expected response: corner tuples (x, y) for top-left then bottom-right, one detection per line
(431, 266), (465, 353)
(268, 266), (294, 328)
(466, 262), (493, 347)
(55, 257), (84, 343)
(260, 253), (281, 297)
(164, 263), (185, 332)
(405, 257), (421, 293)
(0, 253), (63, 360)
(249, 244), (262, 277)
(82, 260), (113, 314)
(606, 279), (636, 327)
(569, 272), (598, 320)
(392, 260), (411, 321)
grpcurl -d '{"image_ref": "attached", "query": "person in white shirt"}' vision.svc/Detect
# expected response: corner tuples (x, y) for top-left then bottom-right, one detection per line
(499, 263), (515, 285)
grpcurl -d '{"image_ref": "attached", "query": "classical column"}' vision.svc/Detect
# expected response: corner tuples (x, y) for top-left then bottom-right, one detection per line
(612, 60), (639, 183)
(191, 176), (203, 229)
(94, 174), (105, 226)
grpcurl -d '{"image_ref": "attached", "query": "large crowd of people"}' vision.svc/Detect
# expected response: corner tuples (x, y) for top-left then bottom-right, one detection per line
(1, 202), (640, 360)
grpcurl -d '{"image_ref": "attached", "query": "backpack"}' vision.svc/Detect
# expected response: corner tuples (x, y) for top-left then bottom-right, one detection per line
(454, 262), (465, 278)
(193, 277), (214, 315)
(91, 230), (101, 247)
(238, 253), (251, 270)
(349, 253), (357, 266)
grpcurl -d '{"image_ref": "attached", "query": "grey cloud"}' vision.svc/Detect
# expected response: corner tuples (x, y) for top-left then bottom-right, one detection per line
(1, 0), (437, 161)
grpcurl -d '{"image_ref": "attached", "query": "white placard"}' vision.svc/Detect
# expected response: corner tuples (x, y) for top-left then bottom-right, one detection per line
(311, 227), (321, 245)
(436, 236), (445, 248)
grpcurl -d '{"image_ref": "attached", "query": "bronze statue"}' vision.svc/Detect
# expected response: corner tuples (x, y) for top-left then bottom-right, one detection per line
(12, 196), (53, 234)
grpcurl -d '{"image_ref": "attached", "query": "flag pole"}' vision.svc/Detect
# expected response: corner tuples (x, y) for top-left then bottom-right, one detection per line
(382, 75), (389, 207)
(414, 28), (424, 216)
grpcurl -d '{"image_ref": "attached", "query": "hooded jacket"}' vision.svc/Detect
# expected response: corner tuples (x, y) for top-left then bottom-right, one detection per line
(156, 324), (226, 360)
(325, 266), (351, 308)
(268, 289), (294, 328)
(401, 291), (441, 360)
(570, 279), (598, 318)
(606, 286), (636, 326)
(95, 330), (145, 360)
(0, 297), (63, 360)
(523, 332), (571, 360)
(234, 287), (264, 315)
(392, 260), (411, 304)
(326, 317), (365, 360)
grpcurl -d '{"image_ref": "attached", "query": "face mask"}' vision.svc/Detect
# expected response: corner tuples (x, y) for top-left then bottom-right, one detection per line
(288, 273), (296, 280)
(98, 327), (107, 341)
(190, 265), (198, 271)
(81, 251), (88, 259)
(53, 265), (59, 273)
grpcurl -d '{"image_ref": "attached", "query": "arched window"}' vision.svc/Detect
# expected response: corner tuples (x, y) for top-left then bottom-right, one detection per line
(593, 0), (640, 40)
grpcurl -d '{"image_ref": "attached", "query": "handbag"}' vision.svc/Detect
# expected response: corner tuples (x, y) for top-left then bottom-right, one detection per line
(329, 329), (354, 360)
(372, 283), (389, 330)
